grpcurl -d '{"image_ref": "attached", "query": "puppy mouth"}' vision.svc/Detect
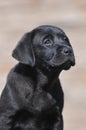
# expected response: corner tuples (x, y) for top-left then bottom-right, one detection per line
(61, 58), (75, 70)
(62, 61), (72, 70)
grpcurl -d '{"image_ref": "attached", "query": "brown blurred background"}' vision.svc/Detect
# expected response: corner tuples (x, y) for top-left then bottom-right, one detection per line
(0, 0), (86, 129)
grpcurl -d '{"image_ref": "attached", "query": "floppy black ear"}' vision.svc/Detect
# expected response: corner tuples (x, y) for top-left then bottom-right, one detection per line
(12, 32), (35, 66)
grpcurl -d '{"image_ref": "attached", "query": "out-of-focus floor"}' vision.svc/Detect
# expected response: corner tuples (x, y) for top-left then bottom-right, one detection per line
(0, 0), (86, 130)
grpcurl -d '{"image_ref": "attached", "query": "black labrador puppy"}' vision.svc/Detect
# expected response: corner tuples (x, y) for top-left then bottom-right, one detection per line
(0, 25), (75, 130)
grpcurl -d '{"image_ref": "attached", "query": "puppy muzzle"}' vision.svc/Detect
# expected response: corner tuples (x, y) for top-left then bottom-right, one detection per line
(61, 46), (75, 67)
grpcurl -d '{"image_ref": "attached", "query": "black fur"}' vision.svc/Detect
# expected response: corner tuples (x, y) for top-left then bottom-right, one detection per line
(0, 25), (75, 130)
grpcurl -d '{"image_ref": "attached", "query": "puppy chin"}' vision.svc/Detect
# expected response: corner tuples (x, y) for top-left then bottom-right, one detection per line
(61, 60), (75, 70)
(62, 63), (71, 70)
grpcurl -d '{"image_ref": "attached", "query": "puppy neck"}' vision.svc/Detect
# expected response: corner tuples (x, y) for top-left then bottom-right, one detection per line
(14, 63), (61, 89)
(36, 66), (61, 86)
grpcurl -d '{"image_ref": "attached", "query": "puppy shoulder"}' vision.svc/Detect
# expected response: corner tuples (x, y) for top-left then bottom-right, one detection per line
(7, 64), (21, 83)
(7, 64), (29, 86)
(7, 64), (35, 92)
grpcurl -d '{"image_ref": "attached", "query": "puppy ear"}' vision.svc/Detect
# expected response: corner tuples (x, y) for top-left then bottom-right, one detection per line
(12, 32), (35, 66)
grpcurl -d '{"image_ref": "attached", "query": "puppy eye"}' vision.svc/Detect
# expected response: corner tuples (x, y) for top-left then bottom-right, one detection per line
(63, 36), (69, 42)
(43, 39), (53, 46)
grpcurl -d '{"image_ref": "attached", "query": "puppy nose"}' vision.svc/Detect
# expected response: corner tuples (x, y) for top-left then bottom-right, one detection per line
(62, 47), (72, 56)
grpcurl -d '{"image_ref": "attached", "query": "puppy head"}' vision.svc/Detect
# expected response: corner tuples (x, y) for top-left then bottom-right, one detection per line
(12, 25), (75, 71)
(32, 25), (75, 70)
